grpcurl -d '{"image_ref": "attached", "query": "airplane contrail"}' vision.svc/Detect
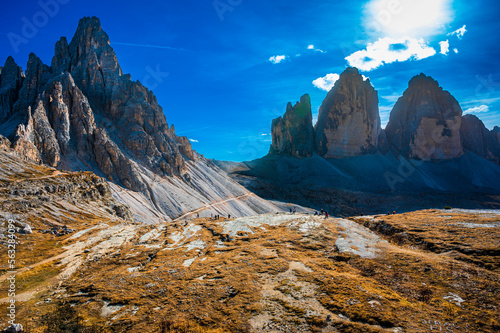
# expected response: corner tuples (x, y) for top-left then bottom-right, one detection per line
(113, 42), (185, 51)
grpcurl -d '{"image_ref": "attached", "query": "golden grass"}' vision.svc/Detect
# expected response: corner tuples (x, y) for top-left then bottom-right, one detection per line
(0, 210), (499, 332)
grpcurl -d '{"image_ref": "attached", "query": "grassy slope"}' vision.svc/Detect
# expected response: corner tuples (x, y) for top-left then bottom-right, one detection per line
(0, 210), (498, 332)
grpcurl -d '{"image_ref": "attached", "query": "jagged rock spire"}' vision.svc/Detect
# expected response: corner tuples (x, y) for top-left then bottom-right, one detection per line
(269, 94), (314, 158)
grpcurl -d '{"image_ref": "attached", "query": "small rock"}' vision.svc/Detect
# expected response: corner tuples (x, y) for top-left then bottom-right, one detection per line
(443, 292), (465, 307)
(23, 225), (32, 234)
(2, 323), (23, 332)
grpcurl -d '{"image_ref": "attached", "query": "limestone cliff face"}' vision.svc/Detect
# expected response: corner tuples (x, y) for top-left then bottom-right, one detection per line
(269, 94), (314, 158)
(385, 74), (463, 160)
(314, 68), (380, 158)
(0, 17), (193, 192)
(460, 115), (500, 164)
(0, 56), (24, 123)
(492, 126), (500, 146)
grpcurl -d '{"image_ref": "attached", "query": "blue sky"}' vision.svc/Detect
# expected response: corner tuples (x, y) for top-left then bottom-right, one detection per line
(1, 0), (500, 161)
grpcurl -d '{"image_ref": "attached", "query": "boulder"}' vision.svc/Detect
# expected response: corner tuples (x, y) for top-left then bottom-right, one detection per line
(2, 324), (23, 332)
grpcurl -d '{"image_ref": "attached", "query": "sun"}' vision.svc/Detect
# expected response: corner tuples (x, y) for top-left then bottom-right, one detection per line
(364, 0), (454, 38)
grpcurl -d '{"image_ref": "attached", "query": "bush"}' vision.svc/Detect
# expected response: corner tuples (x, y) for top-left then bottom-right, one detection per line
(41, 302), (100, 333)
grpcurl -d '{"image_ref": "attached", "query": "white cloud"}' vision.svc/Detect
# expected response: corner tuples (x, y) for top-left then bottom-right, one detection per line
(307, 44), (325, 53)
(379, 105), (392, 128)
(439, 40), (449, 55)
(448, 25), (467, 39)
(261, 133), (269, 136)
(345, 37), (436, 71)
(462, 97), (500, 105)
(269, 55), (287, 64)
(364, 0), (453, 38)
(362, 75), (369, 81)
(382, 93), (401, 103)
(189, 138), (199, 143)
(453, 48), (459, 54)
(464, 105), (489, 114)
(312, 73), (340, 91)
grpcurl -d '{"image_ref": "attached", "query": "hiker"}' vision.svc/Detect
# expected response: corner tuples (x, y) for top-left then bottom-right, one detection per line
(228, 214), (231, 219)
(325, 211), (329, 219)
(290, 208), (292, 213)
(393, 211), (396, 215)
(320, 208), (324, 215)
(196, 213), (199, 218)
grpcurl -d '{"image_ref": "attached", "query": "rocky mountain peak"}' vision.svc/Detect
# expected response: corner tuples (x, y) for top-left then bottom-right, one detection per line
(314, 67), (380, 158)
(11, 53), (52, 123)
(0, 17), (218, 221)
(407, 73), (440, 90)
(269, 93), (314, 158)
(493, 126), (500, 145)
(51, 37), (70, 73)
(1, 56), (24, 90)
(51, 16), (122, 97)
(0, 56), (25, 122)
(385, 74), (463, 160)
(460, 114), (500, 164)
(70, 16), (110, 53)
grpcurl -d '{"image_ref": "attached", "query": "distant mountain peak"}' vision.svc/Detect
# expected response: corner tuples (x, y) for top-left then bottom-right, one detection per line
(386, 74), (463, 160)
(407, 73), (440, 89)
(72, 16), (108, 46)
(315, 67), (380, 158)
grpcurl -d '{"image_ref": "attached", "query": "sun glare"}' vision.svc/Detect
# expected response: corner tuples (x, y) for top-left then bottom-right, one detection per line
(364, 0), (454, 38)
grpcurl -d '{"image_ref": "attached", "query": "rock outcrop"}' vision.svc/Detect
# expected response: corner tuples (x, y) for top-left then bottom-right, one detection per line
(314, 67), (380, 158)
(269, 94), (314, 158)
(460, 114), (500, 164)
(385, 74), (463, 160)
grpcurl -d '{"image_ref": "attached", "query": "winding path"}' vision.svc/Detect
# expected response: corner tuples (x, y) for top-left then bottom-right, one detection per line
(173, 193), (255, 221)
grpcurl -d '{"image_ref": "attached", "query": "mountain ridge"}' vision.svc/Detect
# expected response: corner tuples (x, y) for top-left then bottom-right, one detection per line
(0, 16), (282, 223)
(268, 68), (499, 165)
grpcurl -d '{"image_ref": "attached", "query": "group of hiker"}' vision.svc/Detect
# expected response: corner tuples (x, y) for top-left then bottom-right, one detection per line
(195, 213), (231, 220)
(315, 209), (329, 218)
(208, 213), (231, 220)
